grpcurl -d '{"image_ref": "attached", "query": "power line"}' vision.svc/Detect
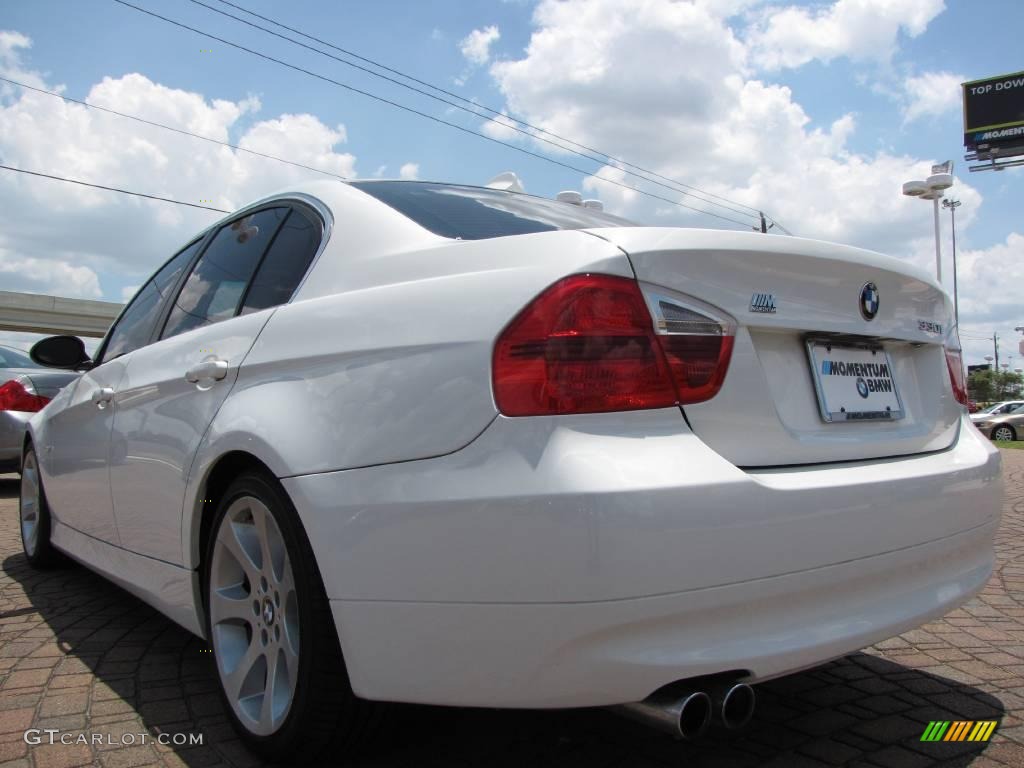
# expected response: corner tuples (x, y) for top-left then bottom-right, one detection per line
(211, 0), (790, 231)
(187, 0), (766, 224)
(0, 164), (229, 212)
(110, 0), (756, 230)
(0, 75), (349, 181)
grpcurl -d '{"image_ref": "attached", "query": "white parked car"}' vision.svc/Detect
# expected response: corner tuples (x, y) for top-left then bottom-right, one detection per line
(971, 400), (1024, 422)
(21, 180), (1002, 758)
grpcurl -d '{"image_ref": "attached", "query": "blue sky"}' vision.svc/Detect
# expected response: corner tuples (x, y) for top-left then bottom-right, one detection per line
(1, 0), (1022, 364)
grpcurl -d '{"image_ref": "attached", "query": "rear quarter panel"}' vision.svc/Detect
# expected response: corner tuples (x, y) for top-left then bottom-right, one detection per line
(183, 229), (632, 568)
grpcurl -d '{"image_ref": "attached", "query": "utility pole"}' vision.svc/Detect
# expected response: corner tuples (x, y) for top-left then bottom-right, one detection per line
(994, 332), (1000, 398)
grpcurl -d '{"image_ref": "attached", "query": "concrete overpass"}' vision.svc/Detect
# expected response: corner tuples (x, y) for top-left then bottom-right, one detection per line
(0, 291), (123, 338)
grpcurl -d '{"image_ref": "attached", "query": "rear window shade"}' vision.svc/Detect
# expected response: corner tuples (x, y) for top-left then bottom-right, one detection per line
(350, 181), (635, 240)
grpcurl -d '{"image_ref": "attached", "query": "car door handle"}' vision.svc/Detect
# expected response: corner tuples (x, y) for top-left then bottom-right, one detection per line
(91, 387), (114, 407)
(185, 358), (229, 383)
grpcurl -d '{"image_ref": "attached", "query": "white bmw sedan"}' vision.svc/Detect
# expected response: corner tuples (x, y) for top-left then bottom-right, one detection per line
(20, 180), (1001, 758)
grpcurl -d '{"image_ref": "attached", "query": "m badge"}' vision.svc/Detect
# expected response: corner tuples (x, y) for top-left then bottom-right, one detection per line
(750, 293), (777, 314)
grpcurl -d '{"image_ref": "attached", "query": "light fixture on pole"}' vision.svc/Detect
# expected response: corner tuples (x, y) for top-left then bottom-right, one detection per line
(902, 161), (954, 283)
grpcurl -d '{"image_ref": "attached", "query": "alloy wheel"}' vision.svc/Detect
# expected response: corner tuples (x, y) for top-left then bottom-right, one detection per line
(20, 452), (40, 557)
(209, 495), (300, 736)
(993, 426), (1015, 442)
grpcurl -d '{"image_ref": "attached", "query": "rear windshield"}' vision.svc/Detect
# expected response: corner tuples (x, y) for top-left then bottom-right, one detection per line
(350, 181), (635, 240)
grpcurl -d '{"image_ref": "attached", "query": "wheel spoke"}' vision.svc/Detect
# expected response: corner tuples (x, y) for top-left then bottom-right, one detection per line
(222, 638), (263, 703)
(276, 555), (295, 595)
(218, 521), (261, 581)
(210, 587), (256, 625)
(260, 646), (279, 731)
(280, 633), (299, 689)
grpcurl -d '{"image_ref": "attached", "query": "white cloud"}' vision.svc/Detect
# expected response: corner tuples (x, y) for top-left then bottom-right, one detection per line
(745, 0), (945, 70)
(487, 0), (983, 281)
(953, 232), (1024, 365)
(481, 111), (522, 141)
(0, 29), (47, 90)
(0, 53), (361, 300)
(399, 162), (420, 180)
(460, 25), (501, 65)
(957, 232), (1024, 328)
(0, 248), (102, 298)
(901, 70), (963, 124)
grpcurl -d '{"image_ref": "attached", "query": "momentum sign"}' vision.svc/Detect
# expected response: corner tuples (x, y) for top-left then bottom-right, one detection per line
(963, 71), (1024, 150)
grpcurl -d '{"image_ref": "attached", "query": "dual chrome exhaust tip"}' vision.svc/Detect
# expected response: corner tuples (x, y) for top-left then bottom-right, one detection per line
(715, 682), (756, 730)
(612, 681), (755, 740)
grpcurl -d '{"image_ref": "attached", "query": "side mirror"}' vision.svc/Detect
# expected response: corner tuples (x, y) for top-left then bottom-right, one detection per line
(30, 336), (92, 370)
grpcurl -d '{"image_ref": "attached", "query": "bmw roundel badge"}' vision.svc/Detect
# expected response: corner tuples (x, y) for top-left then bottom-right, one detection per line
(860, 282), (879, 320)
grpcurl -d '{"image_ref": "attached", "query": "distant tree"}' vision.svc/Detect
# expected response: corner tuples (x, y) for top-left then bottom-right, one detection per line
(968, 369), (995, 402)
(971, 369), (1024, 401)
(1005, 371), (1024, 399)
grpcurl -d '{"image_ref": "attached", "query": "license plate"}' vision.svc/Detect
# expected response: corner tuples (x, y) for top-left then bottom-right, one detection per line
(806, 341), (905, 422)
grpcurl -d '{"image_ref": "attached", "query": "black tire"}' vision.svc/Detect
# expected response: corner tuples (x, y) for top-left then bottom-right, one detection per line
(203, 471), (377, 761)
(19, 446), (64, 569)
(992, 425), (1017, 442)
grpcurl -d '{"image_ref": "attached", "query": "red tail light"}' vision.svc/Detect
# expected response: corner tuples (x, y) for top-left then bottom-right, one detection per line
(493, 274), (734, 416)
(0, 379), (50, 413)
(944, 347), (969, 407)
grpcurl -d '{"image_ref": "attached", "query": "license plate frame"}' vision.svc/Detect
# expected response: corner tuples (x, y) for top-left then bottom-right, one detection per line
(806, 338), (905, 423)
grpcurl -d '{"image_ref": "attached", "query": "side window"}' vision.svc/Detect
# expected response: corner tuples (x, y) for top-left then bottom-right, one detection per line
(161, 207), (288, 339)
(100, 240), (201, 364)
(240, 208), (322, 314)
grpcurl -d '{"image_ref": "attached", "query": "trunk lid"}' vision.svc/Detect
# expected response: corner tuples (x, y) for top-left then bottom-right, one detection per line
(588, 227), (960, 467)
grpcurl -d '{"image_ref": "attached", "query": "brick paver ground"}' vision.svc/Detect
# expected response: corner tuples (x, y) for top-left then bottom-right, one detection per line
(1, 450), (1023, 767)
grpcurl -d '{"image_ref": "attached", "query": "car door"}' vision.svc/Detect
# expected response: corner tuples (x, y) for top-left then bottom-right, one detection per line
(109, 204), (323, 564)
(38, 241), (201, 543)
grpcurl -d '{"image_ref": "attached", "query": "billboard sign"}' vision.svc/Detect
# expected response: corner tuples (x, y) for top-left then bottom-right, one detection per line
(962, 71), (1024, 150)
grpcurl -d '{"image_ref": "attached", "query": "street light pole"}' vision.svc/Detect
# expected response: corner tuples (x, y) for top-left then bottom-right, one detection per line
(902, 162), (953, 285)
(943, 199), (961, 328)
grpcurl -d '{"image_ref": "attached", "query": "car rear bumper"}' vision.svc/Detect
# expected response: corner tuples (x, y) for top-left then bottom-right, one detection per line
(283, 410), (1001, 707)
